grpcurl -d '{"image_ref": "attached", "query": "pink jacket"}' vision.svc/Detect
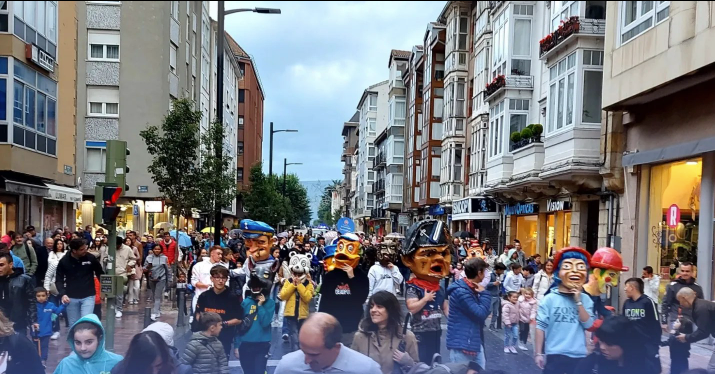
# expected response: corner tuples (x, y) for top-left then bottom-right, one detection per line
(501, 301), (519, 326)
(518, 296), (538, 323)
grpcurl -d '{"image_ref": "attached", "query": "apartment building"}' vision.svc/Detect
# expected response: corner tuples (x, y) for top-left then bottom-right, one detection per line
(600, 1), (715, 299)
(353, 80), (388, 233)
(75, 1), (240, 234)
(342, 111), (358, 218)
(0, 1), (81, 237)
(225, 34), (264, 219)
(402, 45), (424, 229)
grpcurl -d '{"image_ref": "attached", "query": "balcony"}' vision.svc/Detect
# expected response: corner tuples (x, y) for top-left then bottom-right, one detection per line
(374, 179), (386, 194)
(509, 125), (544, 152)
(372, 152), (386, 169)
(539, 17), (606, 60)
(484, 75), (534, 102)
(508, 139), (545, 188)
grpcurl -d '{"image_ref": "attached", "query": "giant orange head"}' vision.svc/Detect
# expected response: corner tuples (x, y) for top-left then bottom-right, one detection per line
(334, 233), (360, 269)
(401, 219), (452, 282)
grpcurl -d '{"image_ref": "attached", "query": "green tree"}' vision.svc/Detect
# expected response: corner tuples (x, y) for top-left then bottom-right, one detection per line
(280, 174), (312, 226)
(317, 180), (341, 226)
(243, 163), (286, 228)
(140, 98), (201, 220)
(194, 119), (238, 215)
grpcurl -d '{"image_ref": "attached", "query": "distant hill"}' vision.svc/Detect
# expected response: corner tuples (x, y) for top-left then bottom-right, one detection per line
(300, 180), (334, 222)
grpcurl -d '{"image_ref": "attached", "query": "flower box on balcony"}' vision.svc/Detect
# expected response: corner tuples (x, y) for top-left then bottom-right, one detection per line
(485, 75), (506, 97)
(539, 16), (581, 56)
(510, 136), (543, 152)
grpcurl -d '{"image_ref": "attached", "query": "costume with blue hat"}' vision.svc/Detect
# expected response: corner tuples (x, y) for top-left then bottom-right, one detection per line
(323, 244), (337, 272)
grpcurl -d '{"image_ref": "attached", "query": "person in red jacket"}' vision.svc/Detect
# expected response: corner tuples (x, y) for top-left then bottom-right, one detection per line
(93, 276), (102, 320)
(158, 232), (178, 265)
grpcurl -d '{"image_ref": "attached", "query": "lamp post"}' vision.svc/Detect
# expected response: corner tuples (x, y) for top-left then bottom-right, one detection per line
(282, 158), (303, 198)
(269, 122), (298, 176)
(214, 1), (280, 244)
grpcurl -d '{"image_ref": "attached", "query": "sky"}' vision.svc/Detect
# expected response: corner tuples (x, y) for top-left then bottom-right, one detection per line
(213, 1), (447, 182)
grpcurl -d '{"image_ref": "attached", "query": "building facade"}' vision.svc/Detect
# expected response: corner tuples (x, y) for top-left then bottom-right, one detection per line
(601, 1), (715, 299)
(341, 111), (358, 218)
(402, 45), (424, 229)
(0, 1), (81, 238)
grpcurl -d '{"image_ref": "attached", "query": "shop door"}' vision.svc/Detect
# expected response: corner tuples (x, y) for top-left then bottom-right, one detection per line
(546, 213), (556, 257)
(586, 200), (600, 253)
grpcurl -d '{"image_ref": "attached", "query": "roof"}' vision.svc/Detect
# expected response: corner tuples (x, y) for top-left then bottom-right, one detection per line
(388, 49), (411, 67)
(357, 80), (388, 109)
(225, 32), (249, 58)
(375, 128), (388, 145)
(348, 111), (360, 123)
(225, 31), (265, 99)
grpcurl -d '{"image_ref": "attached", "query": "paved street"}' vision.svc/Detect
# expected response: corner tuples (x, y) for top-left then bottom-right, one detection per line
(44, 290), (714, 374)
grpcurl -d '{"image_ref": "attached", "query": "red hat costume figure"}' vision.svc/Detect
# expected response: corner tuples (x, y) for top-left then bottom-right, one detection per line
(583, 247), (629, 321)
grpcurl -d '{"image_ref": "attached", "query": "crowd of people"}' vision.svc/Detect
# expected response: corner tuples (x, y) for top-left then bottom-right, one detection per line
(1, 222), (715, 374)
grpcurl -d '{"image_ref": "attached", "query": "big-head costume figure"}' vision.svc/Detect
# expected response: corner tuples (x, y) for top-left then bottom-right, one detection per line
(583, 247), (628, 320)
(401, 219), (451, 363)
(317, 232), (369, 342)
(241, 219), (279, 297)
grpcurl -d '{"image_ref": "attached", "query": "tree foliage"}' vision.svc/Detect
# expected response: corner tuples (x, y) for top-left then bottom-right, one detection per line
(194, 119), (238, 214)
(317, 180), (342, 226)
(139, 98), (201, 218)
(243, 163), (312, 228)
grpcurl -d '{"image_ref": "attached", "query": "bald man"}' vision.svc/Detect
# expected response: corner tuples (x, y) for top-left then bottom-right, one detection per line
(676, 288), (715, 370)
(274, 312), (381, 374)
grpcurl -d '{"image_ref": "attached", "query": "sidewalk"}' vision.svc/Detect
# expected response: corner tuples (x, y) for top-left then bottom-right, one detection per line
(45, 289), (185, 373)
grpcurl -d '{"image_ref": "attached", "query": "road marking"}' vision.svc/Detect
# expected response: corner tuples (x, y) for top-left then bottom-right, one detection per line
(229, 359), (281, 367)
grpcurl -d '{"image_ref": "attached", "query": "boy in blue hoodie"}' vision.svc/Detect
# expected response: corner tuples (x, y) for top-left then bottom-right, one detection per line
(535, 247), (595, 374)
(235, 290), (275, 374)
(35, 287), (68, 366)
(53, 314), (123, 374)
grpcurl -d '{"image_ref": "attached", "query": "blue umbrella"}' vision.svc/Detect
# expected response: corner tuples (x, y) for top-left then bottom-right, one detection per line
(169, 230), (192, 248)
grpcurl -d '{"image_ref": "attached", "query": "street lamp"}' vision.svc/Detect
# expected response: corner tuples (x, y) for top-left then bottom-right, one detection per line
(215, 1), (280, 244)
(269, 122), (298, 176)
(283, 158), (303, 198)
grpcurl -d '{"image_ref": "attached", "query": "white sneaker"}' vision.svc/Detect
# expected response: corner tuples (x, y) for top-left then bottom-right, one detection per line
(504, 347), (510, 353)
(115, 311), (123, 318)
(509, 346), (518, 354)
(50, 332), (60, 340)
(150, 314), (158, 321)
(518, 343), (528, 351)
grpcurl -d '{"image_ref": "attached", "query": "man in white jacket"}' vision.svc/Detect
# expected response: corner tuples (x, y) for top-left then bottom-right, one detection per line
(190, 245), (228, 318)
(642, 266), (661, 304)
(367, 243), (403, 298)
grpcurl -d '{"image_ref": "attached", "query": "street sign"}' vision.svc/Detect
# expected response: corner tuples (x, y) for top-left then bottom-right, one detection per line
(667, 204), (680, 228)
(336, 217), (355, 234)
(133, 204), (139, 216)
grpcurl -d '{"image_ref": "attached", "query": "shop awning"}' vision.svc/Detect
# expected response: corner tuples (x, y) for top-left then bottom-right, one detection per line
(622, 136), (715, 167)
(452, 212), (501, 221)
(45, 184), (83, 203)
(0, 173), (49, 197)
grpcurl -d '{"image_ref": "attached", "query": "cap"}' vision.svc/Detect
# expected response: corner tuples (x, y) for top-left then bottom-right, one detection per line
(591, 247), (629, 271)
(340, 233), (360, 242)
(324, 244), (336, 258)
(240, 219), (275, 239)
(309, 238), (316, 243)
(401, 219), (450, 256)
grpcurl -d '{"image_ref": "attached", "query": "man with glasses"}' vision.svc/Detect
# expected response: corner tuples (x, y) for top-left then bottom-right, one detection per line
(194, 266), (242, 358)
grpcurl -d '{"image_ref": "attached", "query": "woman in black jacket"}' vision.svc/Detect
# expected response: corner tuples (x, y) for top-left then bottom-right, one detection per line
(576, 315), (660, 374)
(0, 310), (44, 374)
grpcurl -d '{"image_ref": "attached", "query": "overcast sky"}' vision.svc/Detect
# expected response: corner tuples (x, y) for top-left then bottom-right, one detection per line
(213, 1), (446, 181)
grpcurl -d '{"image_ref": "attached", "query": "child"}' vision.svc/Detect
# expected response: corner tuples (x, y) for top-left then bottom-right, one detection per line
(53, 314), (123, 374)
(35, 287), (68, 367)
(661, 310), (693, 374)
(488, 263), (507, 330)
(236, 290), (275, 374)
(517, 288), (538, 351)
(279, 272), (314, 351)
(451, 262), (466, 282)
(522, 266), (536, 289)
(181, 312), (229, 374)
(503, 263), (524, 293)
(502, 291), (519, 354)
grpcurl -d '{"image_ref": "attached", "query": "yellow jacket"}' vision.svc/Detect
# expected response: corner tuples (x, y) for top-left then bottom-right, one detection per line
(279, 279), (314, 320)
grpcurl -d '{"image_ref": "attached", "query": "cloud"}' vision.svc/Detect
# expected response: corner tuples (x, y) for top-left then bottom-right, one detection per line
(218, 1), (447, 182)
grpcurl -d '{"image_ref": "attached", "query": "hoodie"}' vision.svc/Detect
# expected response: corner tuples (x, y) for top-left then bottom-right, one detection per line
(36, 300), (67, 337)
(53, 314), (123, 374)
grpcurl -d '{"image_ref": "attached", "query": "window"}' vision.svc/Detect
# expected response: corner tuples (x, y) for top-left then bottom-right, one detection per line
(453, 146), (463, 180)
(512, 19), (531, 57)
(11, 60), (56, 154)
(237, 141), (244, 155)
(492, 10), (508, 75)
(489, 100), (505, 157)
(0, 2), (7, 33)
(582, 70), (603, 124)
(238, 89), (245, 103)
(171, 1), (179, 19)
(551, 1), (581, 31)
(238, 115), (244, 128)
(456, 81), (465, 117)
(620, 1), (669, 44)
(431, 157), (440, 178)
(170, 44), (177, 73)
(368, 118), (376, 136)
(87, 87), (119, 117)
(369, 94), (377, 111)
(368, 171), (375, 181)
(368, 146), (376, 157)
(85, 142), (107, 172)
(237, 167), (243, 182)
(548, 53), (576, 132)
(509, 114), (527, 136)
(88, 30), (120, 61)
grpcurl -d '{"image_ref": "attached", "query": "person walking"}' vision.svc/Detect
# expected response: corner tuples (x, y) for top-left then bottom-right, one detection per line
(0, 253), (38, 334)
(11, 232), (37, 281)
(675, 287), (715, 371)
(34, 286), (68, 367)
(367, 250), (403, 298)
(0, 310), (45, 374)
(504, 263), (524, 293)
(144, 245), (171, 321)
(623, 277), (661, 372)
(194, 266), (242, 359)
(502, 291), (520, 354)
(446, 258), (492, 369)
(114, 237), (137, 319)
(487, 263), (506, 330)
(279, 271), (314, 352)
(34, 238), (50, 290)
(110, 331), (176, 374)
(55, 238), (104, 326)
(53, 314), (123, 374)
(532, 259), (554, 301)
(191, 246), (227, 318)
(518, 288), (538, 350)
(642, 266), (661, 304)
(44, 238), (67, 340)
(662, 262), (703, 329)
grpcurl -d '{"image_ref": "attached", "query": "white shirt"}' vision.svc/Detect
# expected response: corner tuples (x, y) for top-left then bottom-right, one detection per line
(643, 275), (661, 303)
(367, 264), (404, 297)
(191, 258), (228, 299)
(503, 271), (524, 293)
(274, 344), (381, 374)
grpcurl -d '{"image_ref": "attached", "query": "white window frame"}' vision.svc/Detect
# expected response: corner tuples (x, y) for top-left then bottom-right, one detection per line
(85, 144), (107, 173)
(489, 99), (505, 158)
(550, 1), (580, 32)
(547, 52), (577, 135)
(619, 1), (670, 45)
(171, 1), (179, 20)
(87, 30), (120, 61)
(87, 87), (119, 118)
(369, 94), (378, 111)
(170, 44), (177, 73)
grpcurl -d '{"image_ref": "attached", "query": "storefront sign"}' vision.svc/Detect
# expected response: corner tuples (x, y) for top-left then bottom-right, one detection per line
(46, 184), (82, 203)
(504, 202), (539, 216)
(452, 197), (499, 221)
(5, 180), (49, 197)
(145, 200), (164, 213)
(429, 205), (445, 216)
(137, 186), (149, 193)
(546, 200), (572, 212)
(26, 43), (55, 72)
(667, 204), (680, 228)
(453, 198), (471, 215)
(336, 217), (356, 234)
(398, 213), (410, 227)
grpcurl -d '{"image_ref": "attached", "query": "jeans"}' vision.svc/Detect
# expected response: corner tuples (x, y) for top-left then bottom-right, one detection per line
(489, 296), (501, 329)
(116, 276), (127, 312)
(67, 295), (95, 326)
(519, 321), (530, 344)
(284, 317), (304, 352)
(543, 354), (582, 374)
(415, 330), (442, 364)
(149, 280), (166, 315)
(238, 342), (271, 374)
(38, 336), (50, 361)
(504, 324), (518, 347)
(450, 348), (485, 371)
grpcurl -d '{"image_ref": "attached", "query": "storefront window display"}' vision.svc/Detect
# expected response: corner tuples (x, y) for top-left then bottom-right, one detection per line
(43, 199), (63, 238)
(545, 211), (572, 257)
(514, 215), (538, 256)
(648, 158), (701, 299)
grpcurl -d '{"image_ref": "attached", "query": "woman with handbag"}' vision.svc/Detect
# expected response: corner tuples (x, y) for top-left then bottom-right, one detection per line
(44, 238), (67, 340)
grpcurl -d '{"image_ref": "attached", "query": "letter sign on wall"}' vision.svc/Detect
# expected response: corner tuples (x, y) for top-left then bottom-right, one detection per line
(667, 204), (680, 228)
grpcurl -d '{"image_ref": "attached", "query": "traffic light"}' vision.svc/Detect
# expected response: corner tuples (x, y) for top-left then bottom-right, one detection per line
(106, 140), (130, 194)
(102, 186), (123, 224)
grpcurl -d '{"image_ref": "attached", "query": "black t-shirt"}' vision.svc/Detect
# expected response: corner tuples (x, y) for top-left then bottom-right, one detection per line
(318, 268), (369, 334)
(196, 287), (243, 340)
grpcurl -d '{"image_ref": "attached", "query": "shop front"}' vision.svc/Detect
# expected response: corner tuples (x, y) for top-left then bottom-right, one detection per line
(0, 172), (49, 234)
(452, 197), (500, 242)
(544, 199), (572, 257)
(505, 202), (540, 257)
(42, 184), (82, 238)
